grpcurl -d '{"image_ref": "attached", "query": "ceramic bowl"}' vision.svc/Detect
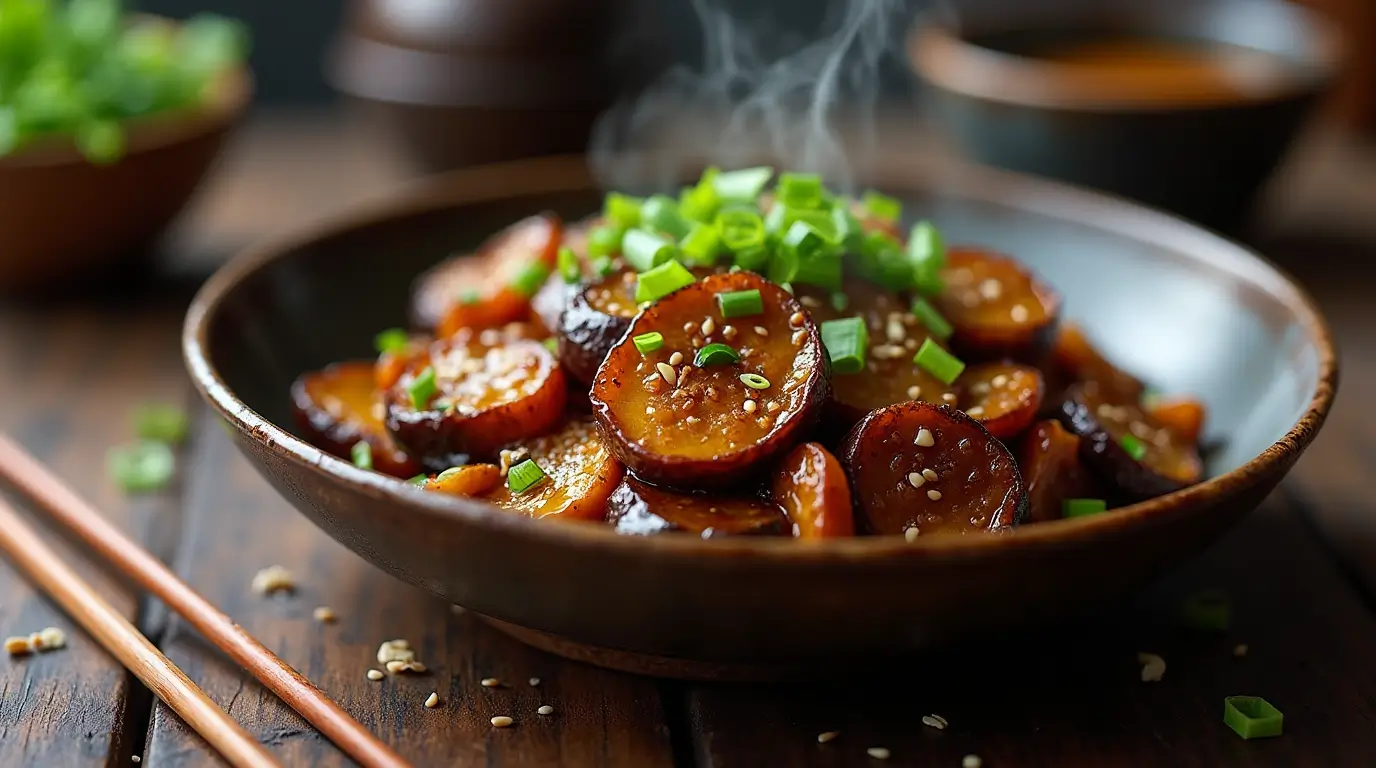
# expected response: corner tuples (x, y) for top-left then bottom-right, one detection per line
(0, 67), (250, 291)
(184, 155), (1336, 680)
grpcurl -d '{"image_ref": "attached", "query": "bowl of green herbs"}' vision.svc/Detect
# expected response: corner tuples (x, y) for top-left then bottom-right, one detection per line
(0, 1), (251, 290)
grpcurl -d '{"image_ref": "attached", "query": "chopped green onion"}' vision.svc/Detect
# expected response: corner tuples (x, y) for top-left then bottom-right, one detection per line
(586, 225), (625, 260)
(769, 207), (839, 243)
(781, 219), (831, 261)
(712, 166), (774, 203)
(854, 231), (912, 289)
(76, 119), (123, 165)
(1181, 589), (1230, 631)
(134, 404), (190, 445)
(739, 373), (770, 390)
(1062, 498), (1107, 518)
(694, 343), (740, 367)
(374, 327), (410, 355)
(779, 281), (794, 294)
(408, 474), (429, 486)
(908, 221), (945, 296)
(509, 261), (550, 298)
(557, 246), (580, 283)
(1120, 433), (1148, 461)
(733, 245), (770, 273)
(1224, 697), (1283, 740)
(622, 229), (677, 272)
(542, 338), (559, 354)
(913, 339), (965, 385)
(833, 205), (862, 249)
(861, 190), (902, 223)
(408, 366), (438, 409)
(459, 289), (481, 305)
(910, 298), (953, 340)
(640, 194), (692, 240)
(680, 169), (722, 222)
(767, 247), (798, 285)
(717, 289), (764, 319)
(507, 459), (547, 494)
(634, 260), (696, 303)
(604, 192), (643, 228)
(437, 465), (467, 481)
(794, 249), (843, 292)
(351, 440), (373, 470)
(107, 441), (175, 493)
(830, 292), (849, 312)
(777, 172), (824, 209)
(717, 209), (766, 252)
(821, 317), (868, 375)
(591, 255), (615, 277)
(632, 332), (664, 355)
(680, 222), (722, 265)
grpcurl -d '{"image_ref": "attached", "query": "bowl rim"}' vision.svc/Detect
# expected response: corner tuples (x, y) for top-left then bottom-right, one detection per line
(908, 0), (1342, 112)
(183, 153), (1338, 564)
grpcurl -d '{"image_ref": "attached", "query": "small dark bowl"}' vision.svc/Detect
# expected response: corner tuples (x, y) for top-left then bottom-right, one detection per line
(908, 0), (1341, 234)
(184, 156), (1336, 680)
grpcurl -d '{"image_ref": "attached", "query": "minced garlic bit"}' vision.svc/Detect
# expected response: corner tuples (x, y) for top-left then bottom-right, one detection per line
(866, 746), (891, 760)
(366, 669), (384, 681)
(4, 636), (32, 656)
(250, 565), (295, 595)
(490, 716), (514, 728)
(914, 428), (935, 447)
(385, 660), (426, 674)
(921, 714), (948, 730)
(1233, 643), (1249, 658)
(481, 677), (501, 687)
(377, 639), (414, 664)
(1138, 652), (1166, 682)
(528, 677), (541, 687)
(424, 692), (441, 708)
(817, 731), (840, 744)
(312, 606), (337, 623)
(963, 755), (983, 768)
(537, 705), (554, 715)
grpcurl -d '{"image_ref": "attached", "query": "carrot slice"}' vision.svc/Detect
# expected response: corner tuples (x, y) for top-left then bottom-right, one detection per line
(1048, 322), (1145, 401)
(1058, 383), (1203, 500)
(936, 247), (1061, 364)
(425, 464), (502, 496)
(1017, 420), (1100, 524)
(606, 478), (788, 537)
(770, 442), (855, 538)
(1146, 397), (1207, 446)
(957, 362), (1045, 440)
(481, 417), (625, 521)
(291, 361), (421, 478)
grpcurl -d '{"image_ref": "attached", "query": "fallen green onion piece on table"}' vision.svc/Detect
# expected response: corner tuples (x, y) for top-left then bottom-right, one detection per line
(108, 440), (175, 493)
(1224, 697), (1283, 740)
(133, 403), (189, 445)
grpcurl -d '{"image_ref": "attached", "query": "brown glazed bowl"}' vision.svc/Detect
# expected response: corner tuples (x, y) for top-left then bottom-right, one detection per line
(0, 67), (250, 291)
(184, 156), (1337, 680)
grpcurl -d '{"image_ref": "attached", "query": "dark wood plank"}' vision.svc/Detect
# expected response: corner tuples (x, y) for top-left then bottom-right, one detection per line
(144, 417), (677, 767)
(0, 293), (195, 765)
(686, 493), (1376, 767)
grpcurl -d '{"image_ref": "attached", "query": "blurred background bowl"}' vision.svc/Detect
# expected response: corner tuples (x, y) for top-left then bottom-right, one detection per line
(0, 65), (250, 292)
(908, 0), (1341, 234)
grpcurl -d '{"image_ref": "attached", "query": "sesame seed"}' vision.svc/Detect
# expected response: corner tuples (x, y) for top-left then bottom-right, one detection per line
(1234, 644), (1249, 658)
(529, 677), (541, 686)
(886, 319), (905, 342)
(962, 292), (981, 308)
(800, 295), (822, 309)
(967, 406), (986, 418)
(656, 362), (677, 386)
(701, 317), (716, 336)
(789, 311), (805, 327)
(424, 692), (441, 708)
(927, 489), (943, 501)
(367, 669), (384, 681)
(491, 716), (514, 728)
(683, 321), (698, 335)
(922, 714), (949, 730)
(645, 406), (656, 415)
(907, 385), (922, 400)
(482, 677), (501, 687)
(904, 527), (920, 543)
(1010, 304), (1029, 323)
(622, 271), (637, 285)
(767, 401), (781, 412)
(669, 352), (684, 366)
(723, 325), (737, 340)
(963, 755), (983, 768)
(538, 705), (555, 715)
(867, 747), (891, 760)
(907, 472), (926, 489)
(872, 344), (905, 360)
(744, 400), (758, 414)
(1138, 652), (1166, 682)
(817, 731), (841, 743)
(922, 468), (938, 481)
(991, 374), (1009, 388)
(313, 606), (337, 623)
(755, 325), (769, 336)
(942, 392), (957, 404)
(915, 428), (935, 447)
(971, 382), (990, 395)
(979, 278), (1003, 300)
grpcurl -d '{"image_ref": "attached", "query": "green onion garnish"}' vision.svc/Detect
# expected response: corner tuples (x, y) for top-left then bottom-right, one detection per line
(408, 366), (438, 409)
(861, 190), (902, 223)
(910, 298), (953, 340)
(680, 170), (722, 222)
(509, 261), (550, 298)
(694, 343), (740, 367)
(717, 209), (766, 252)
(830, 292), (849, 312)
(777, 172), (824, 209)
(632, 332), (664, 355)
(1062, 498), (1107, 518)
(374, 327), (410, 355)
(680, 221), (722, 265)
(408, 474), (429, 486)
(821, 317), (868, 375)
(767, 247), (799, 285)
(622, 229), (678, 272)
(459, 289), (481, 305)
(794, 249), (843, 292)
(717, 289), (764, 319)
(712, 166), (774, 203)
(604, 192), (643, 228)
(913, 339), (965, 385)
(1181, 589), (1230, 631)
(1120, 433), (1148, 461)
(507, 459), (547, 494)
(557, 246), (580, 284)
(907, 221), (946, 296)
(779, 281), (794, 294)
(436, 465), (467, 481)
(739, 373), (770, 390)
(634, 259), (696, 303)
(856, 231), (913, 289)
(107, 441), (175, 493)
(733, 244), (770, 273)
(351, 440), (373, 470)
(542, 338), (559, 354)
(591, 255), (615, 277)
(134, 404), (190, 445)
(586, 224), (625, 259)
(1224, 697), (1283, 740)
(782, 219), (830, 261)
(640, 194), (692, 240)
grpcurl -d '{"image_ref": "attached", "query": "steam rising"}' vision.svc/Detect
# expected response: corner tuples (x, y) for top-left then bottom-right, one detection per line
(590, 0), (904, 194)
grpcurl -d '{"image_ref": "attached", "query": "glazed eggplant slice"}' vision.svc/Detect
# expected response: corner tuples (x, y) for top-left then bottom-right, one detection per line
(384, 331), (567, 466)
(409, 214), (562, 335)
(1057, 383), (1204, 500)
(1146, 397), (1207, 446)
(839, 402), (1027, 537)
(1048, 323), (1145, 401)
(937, 247), (1060, 364)
(591, 271), (828, 490)
(770, 442), (855, 539)
(558, 267), (641, 385)
(1017, 420), (1101, 524)
(957, 362), (1045, 440)
(605, 477), (788, 537)
(291, 362), (422, 479)
(529, 216), (608, 336)
(481, 416), (625, 521)
(424, 464), (502, 497)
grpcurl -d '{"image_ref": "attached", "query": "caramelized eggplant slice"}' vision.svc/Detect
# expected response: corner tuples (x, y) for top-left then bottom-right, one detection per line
(797, 281), (957, 429)
(424, 464), (502, 497)
(840, 402), (1027, 536)
(291, 362), (422, 478)
(409, 214), (562, 334)
(558, 267), (641, 385)
(1048, 323), (1145, 401)
(529, 216), (607, 335)
(1057, 383), (1203, 500)
(605, 477), (788, 537)
(957, 362), (1045, 440)
(1146, 397), (1207, 446)
(385, 332), (567, 466)
(937, 247), (1060, 364)
(1017, 420), (1101, 524)
(591, 271), (828, 490)
(481, 417), (625, 521)
(770, 442), (855, 538)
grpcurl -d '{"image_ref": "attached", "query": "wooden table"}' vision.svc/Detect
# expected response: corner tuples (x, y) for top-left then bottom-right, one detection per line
(2, 114), (1375, 766)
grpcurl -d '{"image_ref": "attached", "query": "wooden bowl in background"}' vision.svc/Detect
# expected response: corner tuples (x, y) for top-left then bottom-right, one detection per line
(0, 67), (251, 291)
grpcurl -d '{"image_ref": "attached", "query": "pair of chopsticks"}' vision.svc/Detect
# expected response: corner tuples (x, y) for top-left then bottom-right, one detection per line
(0, 433), (411, 768)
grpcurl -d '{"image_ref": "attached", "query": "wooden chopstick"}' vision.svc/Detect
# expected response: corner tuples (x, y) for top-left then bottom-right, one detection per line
(0, 433), (412, 768)
(0, 496), (281, 768)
